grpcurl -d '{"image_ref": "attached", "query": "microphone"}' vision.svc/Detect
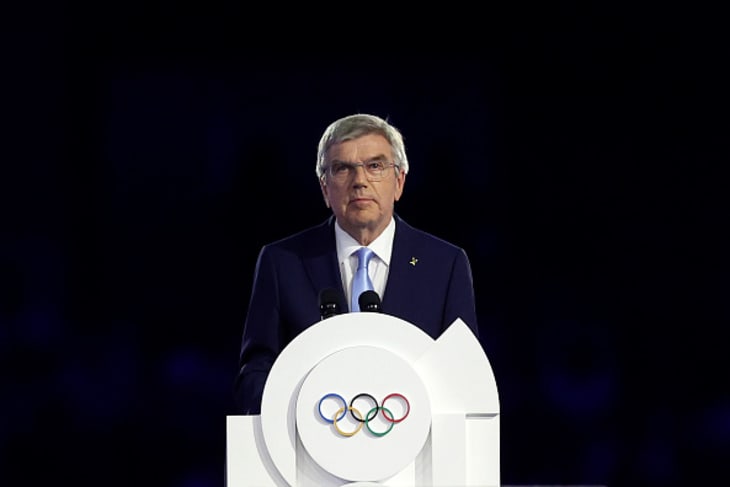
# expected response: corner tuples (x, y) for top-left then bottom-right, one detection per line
(358, 290), (382, 313)
(319, 288), (344, 320)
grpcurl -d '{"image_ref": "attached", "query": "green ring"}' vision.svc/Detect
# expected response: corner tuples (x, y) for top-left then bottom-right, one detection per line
(365, 406), (395, 437)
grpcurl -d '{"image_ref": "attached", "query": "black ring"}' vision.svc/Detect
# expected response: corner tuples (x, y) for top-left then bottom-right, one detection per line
(349, 393), (378, 422)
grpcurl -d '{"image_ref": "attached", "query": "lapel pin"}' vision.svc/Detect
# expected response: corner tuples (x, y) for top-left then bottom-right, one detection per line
(409, 257), (418, 266)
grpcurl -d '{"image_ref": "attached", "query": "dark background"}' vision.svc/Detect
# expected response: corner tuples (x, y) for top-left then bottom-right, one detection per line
(3, 3), (728, 487)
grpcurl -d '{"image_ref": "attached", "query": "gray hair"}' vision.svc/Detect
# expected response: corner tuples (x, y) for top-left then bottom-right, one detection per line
(315, 113), (409, 179)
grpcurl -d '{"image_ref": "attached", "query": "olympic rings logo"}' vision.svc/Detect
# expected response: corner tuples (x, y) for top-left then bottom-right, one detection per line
(318, 392), (410, 437)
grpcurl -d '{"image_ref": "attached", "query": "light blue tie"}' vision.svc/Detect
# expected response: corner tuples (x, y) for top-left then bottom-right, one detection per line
(351, 247), (375, 312)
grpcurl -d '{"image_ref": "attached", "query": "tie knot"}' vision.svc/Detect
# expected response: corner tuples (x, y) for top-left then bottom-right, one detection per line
(355, 247), (374, 269)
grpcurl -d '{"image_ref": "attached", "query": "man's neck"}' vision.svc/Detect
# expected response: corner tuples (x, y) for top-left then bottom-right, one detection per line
(337, 218), (393, 247)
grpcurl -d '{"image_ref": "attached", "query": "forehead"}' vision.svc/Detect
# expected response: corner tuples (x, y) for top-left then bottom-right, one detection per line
(325, 133), (393, 162)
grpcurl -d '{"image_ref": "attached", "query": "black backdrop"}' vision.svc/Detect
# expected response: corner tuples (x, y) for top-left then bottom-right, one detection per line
(3, 4), (728, 487)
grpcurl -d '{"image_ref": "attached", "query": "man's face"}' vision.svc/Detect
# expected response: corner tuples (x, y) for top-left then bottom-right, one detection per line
(320, 133), (406, 238)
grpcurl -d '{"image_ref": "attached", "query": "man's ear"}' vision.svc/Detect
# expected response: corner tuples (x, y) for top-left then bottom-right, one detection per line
(320, 179), (330, 208)
(394, 171), (406, 202)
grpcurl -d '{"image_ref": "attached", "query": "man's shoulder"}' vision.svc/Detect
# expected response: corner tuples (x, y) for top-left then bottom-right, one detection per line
(395, 215), (463, 253)
(264, 217), (333, 251)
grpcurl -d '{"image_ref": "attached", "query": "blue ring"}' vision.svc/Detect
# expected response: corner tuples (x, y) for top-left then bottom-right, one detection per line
(318, 393), (347, 423)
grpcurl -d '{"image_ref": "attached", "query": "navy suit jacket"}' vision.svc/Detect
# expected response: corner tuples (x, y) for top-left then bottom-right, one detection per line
(233, 214), (479, 414)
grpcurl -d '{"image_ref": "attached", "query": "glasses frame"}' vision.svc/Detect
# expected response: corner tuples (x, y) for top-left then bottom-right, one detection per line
(323, 160), (399, 183)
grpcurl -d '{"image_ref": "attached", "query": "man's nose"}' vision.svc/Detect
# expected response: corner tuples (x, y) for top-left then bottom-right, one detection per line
(352, 164), (369, 183)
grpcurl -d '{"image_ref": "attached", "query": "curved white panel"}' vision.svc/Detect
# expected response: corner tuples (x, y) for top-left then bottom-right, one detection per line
(260, 313), (435, 486)
(412, 318), (500, 414)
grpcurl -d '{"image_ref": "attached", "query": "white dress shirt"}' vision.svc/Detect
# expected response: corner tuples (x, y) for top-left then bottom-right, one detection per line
(334, 218), (395, 311)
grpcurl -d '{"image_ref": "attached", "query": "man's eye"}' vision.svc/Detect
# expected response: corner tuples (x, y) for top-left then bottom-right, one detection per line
(367, 161), (384, 171)
(332, 163), (349, 174)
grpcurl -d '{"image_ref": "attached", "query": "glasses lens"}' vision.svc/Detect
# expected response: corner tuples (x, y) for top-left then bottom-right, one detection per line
(365, 161), (385, 179)
(328, 163), (347, 179)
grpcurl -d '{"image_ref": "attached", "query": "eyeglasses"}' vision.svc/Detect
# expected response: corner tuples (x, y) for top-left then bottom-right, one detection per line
(324, 160), (398, 183)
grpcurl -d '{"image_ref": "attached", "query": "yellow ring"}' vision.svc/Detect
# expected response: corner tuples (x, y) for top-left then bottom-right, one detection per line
(332, 406), (364, 437)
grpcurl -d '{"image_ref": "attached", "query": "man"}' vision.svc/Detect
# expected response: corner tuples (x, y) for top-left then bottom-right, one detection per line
(233, 113), (479, 414)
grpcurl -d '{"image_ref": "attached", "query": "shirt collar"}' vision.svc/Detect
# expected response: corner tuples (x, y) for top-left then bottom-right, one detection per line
(334, 217), (395, 266)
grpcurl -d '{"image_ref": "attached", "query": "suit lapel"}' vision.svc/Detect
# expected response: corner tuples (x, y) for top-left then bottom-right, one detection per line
(302, 216), (343, 295)
(382, 215), (417, 311)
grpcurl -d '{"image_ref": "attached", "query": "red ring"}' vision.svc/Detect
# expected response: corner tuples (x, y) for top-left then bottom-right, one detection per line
(380, 393), (410, 423)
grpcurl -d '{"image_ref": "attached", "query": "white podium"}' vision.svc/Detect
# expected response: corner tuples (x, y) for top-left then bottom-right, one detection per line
(226, 313), (500, 486)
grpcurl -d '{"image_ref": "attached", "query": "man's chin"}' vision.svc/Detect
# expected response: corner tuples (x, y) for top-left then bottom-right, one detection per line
(340, 213), (378, 229)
